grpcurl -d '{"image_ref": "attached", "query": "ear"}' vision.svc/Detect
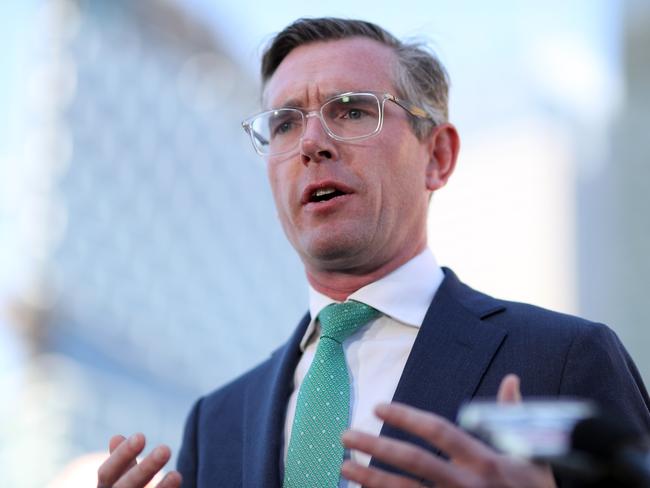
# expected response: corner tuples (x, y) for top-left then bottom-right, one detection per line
(425, 123), (460, 192)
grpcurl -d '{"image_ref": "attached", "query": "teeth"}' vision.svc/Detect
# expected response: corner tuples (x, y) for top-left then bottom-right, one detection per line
(313, 187), (337, 197)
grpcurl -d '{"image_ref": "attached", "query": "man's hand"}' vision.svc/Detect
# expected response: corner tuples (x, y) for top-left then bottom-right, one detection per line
(341, 374), (556, 488)
(96, 433), (182, 488)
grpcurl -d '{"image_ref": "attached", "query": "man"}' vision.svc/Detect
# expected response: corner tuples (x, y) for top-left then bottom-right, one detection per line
(97, 18), (650, 488)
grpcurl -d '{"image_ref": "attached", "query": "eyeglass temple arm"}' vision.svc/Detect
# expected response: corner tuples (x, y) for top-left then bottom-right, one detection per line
(243, 122), (270, 146)
(387, 95), (433, 121)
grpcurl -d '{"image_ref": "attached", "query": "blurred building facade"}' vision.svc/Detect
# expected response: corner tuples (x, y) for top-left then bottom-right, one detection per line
(577, 0), (650, 380)
(1, 1), (305, 486)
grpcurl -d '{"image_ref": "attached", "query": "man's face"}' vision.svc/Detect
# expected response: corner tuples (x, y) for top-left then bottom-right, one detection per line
(263, 37), (439, 277)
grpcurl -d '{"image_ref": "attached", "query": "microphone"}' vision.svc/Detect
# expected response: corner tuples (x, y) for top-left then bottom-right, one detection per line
(561, 414), (650, 487)
(458, 400), (650, 487)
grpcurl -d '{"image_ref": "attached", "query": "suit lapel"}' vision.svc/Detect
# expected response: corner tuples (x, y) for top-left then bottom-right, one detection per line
(371, 268), (507, 472)
(242, 313), (311, 488)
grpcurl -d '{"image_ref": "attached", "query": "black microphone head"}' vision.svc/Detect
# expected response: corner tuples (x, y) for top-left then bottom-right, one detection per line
(570, 413), (650, 488)
(572, 414), (646, 459)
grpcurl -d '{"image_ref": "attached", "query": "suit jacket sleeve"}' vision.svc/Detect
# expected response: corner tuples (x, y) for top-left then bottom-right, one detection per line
(177, 397), (202, 487)
(558, 322), (650, 433)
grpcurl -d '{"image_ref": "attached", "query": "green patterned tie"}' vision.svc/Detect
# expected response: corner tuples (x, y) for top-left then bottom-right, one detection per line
(284, 300), (380, 487)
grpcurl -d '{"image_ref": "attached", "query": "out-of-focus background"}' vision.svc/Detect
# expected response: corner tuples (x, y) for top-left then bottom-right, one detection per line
(0, 0), (648, 486)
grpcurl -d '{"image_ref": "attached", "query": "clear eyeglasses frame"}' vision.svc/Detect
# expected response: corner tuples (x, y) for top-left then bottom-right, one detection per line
(241, 91), (435, 157)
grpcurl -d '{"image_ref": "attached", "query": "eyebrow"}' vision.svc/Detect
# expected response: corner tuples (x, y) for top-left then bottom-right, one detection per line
(269, 89), (353, 111)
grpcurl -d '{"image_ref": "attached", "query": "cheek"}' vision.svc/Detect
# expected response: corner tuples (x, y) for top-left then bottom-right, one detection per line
(268, 162), (288, 199)
(267, 165), (297, 229)
(267, 167), (285, 215)
(378, 149), (428, 216)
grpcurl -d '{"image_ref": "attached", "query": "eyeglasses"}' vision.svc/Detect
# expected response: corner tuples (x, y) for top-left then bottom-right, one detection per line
(241, 91), (434, 157)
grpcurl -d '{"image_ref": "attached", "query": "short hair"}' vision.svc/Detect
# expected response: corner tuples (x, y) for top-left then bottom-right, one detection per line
(260, 17), (450, 138)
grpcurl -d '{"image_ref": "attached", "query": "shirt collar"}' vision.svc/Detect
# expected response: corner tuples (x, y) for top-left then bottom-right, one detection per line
(301, 248), (444, 350)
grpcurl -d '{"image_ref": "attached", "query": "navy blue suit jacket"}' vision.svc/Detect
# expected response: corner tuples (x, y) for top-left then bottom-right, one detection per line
(177, 269), (650, 487)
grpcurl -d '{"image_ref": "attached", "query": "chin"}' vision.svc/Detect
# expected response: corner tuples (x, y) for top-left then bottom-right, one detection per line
(300, 234), (374, 272)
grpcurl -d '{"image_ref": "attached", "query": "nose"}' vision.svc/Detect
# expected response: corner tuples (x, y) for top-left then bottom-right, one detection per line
(299, 112), (337, 165)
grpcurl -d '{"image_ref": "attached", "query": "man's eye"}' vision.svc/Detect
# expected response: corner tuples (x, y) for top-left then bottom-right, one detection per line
(272, 120), (295, 136)
(278, 122), (293, 133)
(344, 108), (364, 120)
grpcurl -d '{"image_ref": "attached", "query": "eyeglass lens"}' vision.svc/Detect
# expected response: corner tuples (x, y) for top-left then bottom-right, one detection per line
(250, 93), (382, 155)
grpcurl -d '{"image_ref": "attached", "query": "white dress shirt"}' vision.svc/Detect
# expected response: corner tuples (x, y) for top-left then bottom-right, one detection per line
(282, 248), (445, 487)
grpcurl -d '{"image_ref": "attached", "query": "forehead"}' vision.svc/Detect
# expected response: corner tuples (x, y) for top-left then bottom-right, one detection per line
(263, 37), (397, 109)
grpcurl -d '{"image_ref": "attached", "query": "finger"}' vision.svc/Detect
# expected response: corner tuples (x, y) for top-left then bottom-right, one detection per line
(497, 374), (522, 404)
(110, 435), (127, 453)
(495, 455), (558, 487)
(98, 433), (146, 488)
(342, 430), (474, 486)
(341, 460), (421, 488)
(156, 470), (183, 488)
(114, 445), (171, 488)
(374, 403), (495, 463)
(108, 435), (138, 473)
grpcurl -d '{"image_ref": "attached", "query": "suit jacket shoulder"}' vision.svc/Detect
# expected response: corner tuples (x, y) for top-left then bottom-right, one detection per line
(433, 268), (650, 429)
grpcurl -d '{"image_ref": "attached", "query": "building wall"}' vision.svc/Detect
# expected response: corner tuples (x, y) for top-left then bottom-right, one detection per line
(1, 1), (306, 486)
(610, 0), (650, 379)
(578, 0), (650, 381)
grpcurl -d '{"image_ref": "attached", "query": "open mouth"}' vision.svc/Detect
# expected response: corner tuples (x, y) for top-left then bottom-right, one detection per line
(309, 187), (347, 203)
(302, 182), (353, 206)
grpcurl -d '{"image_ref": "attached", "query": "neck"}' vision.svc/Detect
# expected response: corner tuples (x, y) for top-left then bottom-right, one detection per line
(305, 244), (426, 301)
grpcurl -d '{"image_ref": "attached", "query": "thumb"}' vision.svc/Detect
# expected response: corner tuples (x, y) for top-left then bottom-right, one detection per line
(497, 374), (522, 404)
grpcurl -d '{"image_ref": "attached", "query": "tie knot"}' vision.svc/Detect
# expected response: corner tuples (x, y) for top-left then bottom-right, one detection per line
(317, 300), (380, 343)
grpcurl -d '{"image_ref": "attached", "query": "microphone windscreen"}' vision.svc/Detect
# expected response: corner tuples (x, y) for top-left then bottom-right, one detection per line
(572, 414), (645, 459)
